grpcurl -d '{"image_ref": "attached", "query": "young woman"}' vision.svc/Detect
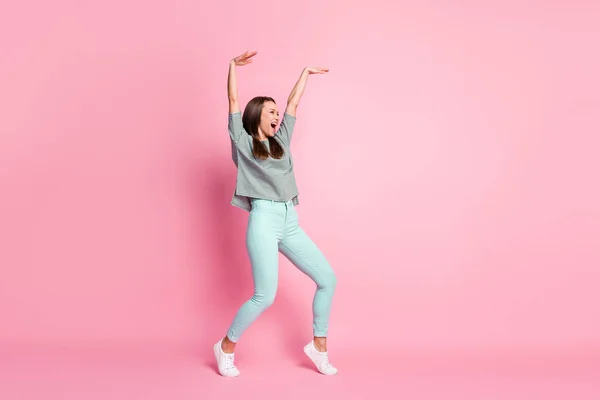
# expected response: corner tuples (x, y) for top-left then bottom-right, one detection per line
(213, 51), (338, 377)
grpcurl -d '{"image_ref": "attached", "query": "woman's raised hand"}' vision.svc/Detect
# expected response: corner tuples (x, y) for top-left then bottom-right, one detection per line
(304, 66), (329, 74)
(232, 51), (257, 66)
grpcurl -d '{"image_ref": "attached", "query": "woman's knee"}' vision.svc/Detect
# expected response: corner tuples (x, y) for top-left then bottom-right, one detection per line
(250, 291), (277, 309)
(327, 271), (337, 289)
(318, 265), (337, 290)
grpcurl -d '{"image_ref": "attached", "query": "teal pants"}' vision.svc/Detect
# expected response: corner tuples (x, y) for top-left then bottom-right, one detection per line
(226, 199), (337, 342)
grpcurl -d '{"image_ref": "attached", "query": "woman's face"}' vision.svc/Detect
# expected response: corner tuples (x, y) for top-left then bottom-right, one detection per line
(258, 101), (280, 138)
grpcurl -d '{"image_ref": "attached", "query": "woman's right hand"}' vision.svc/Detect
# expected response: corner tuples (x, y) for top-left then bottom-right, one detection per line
(231, 51), (257, 66)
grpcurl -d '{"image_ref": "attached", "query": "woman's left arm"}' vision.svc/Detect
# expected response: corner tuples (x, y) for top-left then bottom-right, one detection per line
(285, 66), (328, 117)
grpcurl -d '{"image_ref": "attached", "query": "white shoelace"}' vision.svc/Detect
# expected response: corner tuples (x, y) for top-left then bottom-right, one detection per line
(320, 354), (334, 370)
(222, 353), (235, 370)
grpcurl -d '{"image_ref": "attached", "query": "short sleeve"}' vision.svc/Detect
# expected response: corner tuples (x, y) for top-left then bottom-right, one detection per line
(276, 113), (296, 146)
(228, 112), (244, 144)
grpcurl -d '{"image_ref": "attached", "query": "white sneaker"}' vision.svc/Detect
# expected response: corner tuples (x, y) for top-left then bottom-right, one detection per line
(303, 340), (338, 375)
(213, 339), (240, 377)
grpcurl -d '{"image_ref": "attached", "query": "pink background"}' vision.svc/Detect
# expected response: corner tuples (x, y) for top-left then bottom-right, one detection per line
(1, 0), (600, 397)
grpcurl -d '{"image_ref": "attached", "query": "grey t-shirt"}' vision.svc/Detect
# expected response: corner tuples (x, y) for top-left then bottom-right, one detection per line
(228, 111), (299, 212)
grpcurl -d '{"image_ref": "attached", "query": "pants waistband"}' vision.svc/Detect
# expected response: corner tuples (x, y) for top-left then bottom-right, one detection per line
(250, 198), (294, 206)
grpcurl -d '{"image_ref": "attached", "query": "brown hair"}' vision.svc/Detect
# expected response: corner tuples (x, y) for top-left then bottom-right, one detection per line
(242, 96), (284, 160)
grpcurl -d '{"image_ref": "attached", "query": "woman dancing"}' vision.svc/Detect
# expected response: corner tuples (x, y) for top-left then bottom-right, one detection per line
(213, 50), (338, 377)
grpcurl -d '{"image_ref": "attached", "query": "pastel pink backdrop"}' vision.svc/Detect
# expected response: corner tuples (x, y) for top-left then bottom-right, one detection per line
(1, 0), (599, 361)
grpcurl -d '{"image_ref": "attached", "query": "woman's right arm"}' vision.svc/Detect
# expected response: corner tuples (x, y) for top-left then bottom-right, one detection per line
(228, 61), (240, 114)
(228, 51), (256, 114)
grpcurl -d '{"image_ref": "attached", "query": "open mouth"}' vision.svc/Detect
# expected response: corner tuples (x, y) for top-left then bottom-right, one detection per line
(270, 122), (277, 130)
